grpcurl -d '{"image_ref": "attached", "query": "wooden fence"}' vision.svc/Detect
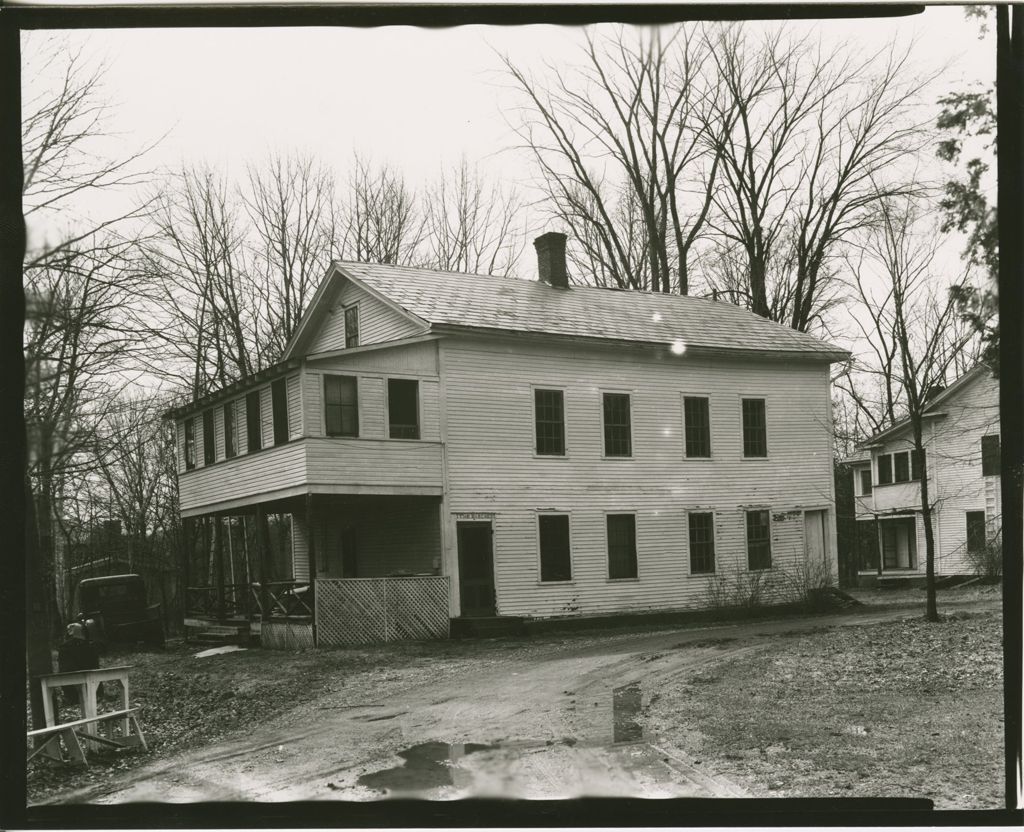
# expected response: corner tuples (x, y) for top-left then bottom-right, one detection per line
(315, 576), (450, 646)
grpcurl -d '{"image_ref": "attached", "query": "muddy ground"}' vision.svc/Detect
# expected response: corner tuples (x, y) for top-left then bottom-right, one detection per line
(30, 589), (1004, 806)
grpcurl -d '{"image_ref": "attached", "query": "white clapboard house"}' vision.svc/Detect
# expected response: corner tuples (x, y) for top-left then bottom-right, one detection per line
(845, 364), (1001, 584)
(170, 233), (848, 646)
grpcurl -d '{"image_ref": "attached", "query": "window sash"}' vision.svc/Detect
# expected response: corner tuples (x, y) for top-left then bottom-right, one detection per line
(324, 376), (358, 437)
(202, 409), (215, 465)
(535, 389), (565, 455)
(746, 509), (772, 570)
(224, 401), (236, 459)
(271, 379), (289, 446)
(344, 306), (359, 349)
(539, 514), (571, 582)
(602, 393), (632, 457)
(683, 396), (711, 457)
(606, 514), (637, 579)
(688, 512), (715, 574)
(246, 391), (262, 452)
(388, 378), (420, 439)
(184, 419), (195, 470)
(966, 511), (987, 554)
(981, 435), (1000, 476)
(741, 399), (767, 457)
(877, 454), (893, 485)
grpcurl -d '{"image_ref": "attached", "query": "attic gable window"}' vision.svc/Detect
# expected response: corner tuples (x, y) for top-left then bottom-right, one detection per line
(344, 305), (359, 348)
(981, 434), (1000, 476)
(184, 418), (196, 471)
(203, 409), (215, 465)
(246, 391), (262, 453)
(324, 375), (359, 437)
(741, 398), (767, 457)
(535, 389), (565, 456)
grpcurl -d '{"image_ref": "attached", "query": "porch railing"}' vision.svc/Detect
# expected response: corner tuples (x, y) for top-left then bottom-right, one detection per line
(316, 576), (449, 646)
(187, 580), (312, 621)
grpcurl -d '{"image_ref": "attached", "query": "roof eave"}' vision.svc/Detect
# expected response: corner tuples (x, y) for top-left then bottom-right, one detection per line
(163, 358), (303, 421)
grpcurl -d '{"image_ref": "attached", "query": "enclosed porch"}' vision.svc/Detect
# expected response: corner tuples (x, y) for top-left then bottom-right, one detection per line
(183, 493), (450, 648)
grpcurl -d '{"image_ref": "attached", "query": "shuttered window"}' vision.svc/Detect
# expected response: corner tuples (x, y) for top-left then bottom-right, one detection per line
(388, 378), (420, 439)
(981, 435), (1000, 476)
(324, 375), (359, 437)
(535, 389), (565, 455)
(203, 409), (215, 465)
(539, 514), (571, 582)
(271, 378), (289, 446)
(184, 418), (196, 470)
(688, 512), (715, 574)
(246, 391), (262, 452)
(683, 396), (710, 457)
(606, 514), (637, 579)
(966, 511), (987, 554)
(602, 393), (632, 457)
(223, 401), (236, 459)
(746, 509), (772, 570)
(877, 454), (893, 485)
(741, 398), (767, 457)
(344, 305), (359, 348)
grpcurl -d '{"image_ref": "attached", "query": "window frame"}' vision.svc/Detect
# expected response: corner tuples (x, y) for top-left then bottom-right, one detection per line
(966, 510), (987, 554)
(533, 386), (567, 457)
(745, 508), (773, 571)
(271, 377), (289, 446)
(344, 304), (360, 349)
(605, 512), (639, 581)
(202, 408), (216, 465)
(183, 418), (196, 471)
(682, 394), (712, 459)
(687, 511), (716, 575)
(536, 511), (573, 584)
(600, 390), (633, 459)
(246, 390), (262, 453)
(386, 376), (421, 440)
(981, 434), (1000, 476)
(323, 374), (360, 438)
(740, 397), (768, 458)
(223, 400), (236, 459)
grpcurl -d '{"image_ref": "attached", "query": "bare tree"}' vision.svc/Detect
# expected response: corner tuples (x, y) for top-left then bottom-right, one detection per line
(701, 26), (933, 330)
(338, 154), (422, 265)
(504, 25), (720, 293)
(842, 195), (985, 621)
(420, 157), (523, 274)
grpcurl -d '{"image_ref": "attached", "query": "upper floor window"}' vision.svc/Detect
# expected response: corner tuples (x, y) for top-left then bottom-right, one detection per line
(388, 378), (420, 439)
(271, 378), (289, 445)
(966, 510), (987, 554)
(981, 434), (1000, 476)
(877, 453), (893, 485)
(224, 401), (236, 459)
(880, 449), (922, 484)
(602, 393), (632, 457)
(683, 396), (711, 458)
(606, 514), (637, 579)
(324, 375), (359, 437)
(741, 398), (767, 457)
(894, 450), (910, 482)
(202, 409), (215, 465)
(344, 305), (359, 348)
(246, 390), (262, 453)
(688, 512), (715, 574)
(859, 468), (873, 495)
(539, 513), (572, 582)
(535, 389), (565, 456)
(746, 509), (772, 570)
(911, 448), (924, 481)
(184, 418), (196, 470)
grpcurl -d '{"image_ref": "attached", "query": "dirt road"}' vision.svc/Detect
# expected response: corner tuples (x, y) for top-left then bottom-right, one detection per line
(57, 598), (1000, 803)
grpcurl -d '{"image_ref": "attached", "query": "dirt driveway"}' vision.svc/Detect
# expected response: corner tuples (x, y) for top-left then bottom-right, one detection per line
(57, 598), (1000, 803)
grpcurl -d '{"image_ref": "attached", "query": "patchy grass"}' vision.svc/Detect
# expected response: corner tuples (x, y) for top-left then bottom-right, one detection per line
(846, 582), (1002, 609)
(645, 610), (1004, 809)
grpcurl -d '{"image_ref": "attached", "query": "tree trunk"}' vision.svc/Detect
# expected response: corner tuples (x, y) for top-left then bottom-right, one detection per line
(25, 476), (54, 730)
(914, 422), (939, 622)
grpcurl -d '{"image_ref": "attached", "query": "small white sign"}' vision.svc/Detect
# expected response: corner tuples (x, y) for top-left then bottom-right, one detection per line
(454, 512), (495, 521)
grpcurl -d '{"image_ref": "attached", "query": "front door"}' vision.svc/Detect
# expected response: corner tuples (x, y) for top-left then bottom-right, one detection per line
(804, 509), (828, 566)
(457, 522), (495, 617)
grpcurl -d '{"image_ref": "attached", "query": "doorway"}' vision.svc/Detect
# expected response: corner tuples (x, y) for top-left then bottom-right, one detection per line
(804, 509), (828, 566)
(457, 521), (495, 617)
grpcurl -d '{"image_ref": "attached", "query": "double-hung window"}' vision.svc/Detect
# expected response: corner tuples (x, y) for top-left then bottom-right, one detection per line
(324, 375), (359, 437)
(271, 378), (289, 446)
(683, 396), (711, 457)
(246, 391), (262, 452)
(859, 468), (873, 495)
(223, 401), (236, 459)
(202, 409), (215, 465)
(746, 509), (772, 570)
(606, 514), (637, 579)
(184, 418), (196, 470)
(602, 393), (632, 457)
(966, 511), (987, 554)
(688, 512), (715, 574)
(539, 514), (572, 582)
(741, 398), (767, 457)
(535, 389), (565, 455)
(388, 378), (420, 439)
(981, 435), (1000, 476)
(894, 451), (910, 482)
(877, 454), (893, 485)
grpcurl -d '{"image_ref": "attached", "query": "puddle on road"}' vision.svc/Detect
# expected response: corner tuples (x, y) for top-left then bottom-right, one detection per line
(612, 682), (644, 743)
(356, 742), (496, 795)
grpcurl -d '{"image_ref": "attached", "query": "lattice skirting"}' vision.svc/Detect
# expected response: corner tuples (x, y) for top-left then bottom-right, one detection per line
(316, 577), (450, 646)
(261, 619), (315, 650)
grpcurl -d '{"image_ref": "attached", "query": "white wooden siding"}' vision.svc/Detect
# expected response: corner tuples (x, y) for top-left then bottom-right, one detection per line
(260, 385), (273, 448)
(287, 374), (302, 440)
(304, 437), (443, 491)
(308, 280), (424, 353)
(179, 441), (307, 513)
(440, 337), (837, 618)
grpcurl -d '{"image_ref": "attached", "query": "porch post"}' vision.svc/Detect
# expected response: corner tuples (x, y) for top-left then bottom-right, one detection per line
(306, 493), (318, 646)
(874, 513), (883, 576)
(215, 515), (226, 622)
(182, 516), (192, 620)
(255, 504), (271, 622)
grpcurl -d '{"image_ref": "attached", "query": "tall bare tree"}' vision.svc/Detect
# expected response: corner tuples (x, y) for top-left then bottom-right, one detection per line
(420, 158), (523, 275)
(338, 154), (422, 265)
(504, 25), (720, 293)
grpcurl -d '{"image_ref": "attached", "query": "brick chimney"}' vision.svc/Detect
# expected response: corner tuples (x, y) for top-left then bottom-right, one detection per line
(534, 232), (568, 288)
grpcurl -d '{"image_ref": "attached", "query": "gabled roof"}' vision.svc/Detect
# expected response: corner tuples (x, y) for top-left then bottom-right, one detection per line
(855, 364), (994, 450)
(287, 262), (850, 362)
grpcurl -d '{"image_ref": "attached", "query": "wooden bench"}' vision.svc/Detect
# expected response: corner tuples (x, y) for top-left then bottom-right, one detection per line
(27, 707), (147, 767)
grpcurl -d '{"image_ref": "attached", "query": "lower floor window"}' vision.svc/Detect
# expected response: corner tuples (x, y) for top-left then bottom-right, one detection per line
(746, 509), (772, 570)
(688, 512), (715, 574)
(606, 514), (637, 579)
(966, 510), (987, 554)
(539, 514), (572, 582)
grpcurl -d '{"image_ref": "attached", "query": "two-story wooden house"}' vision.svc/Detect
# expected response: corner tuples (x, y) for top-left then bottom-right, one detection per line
(846, 365), (1001, 584)
(169, 233), (849, 646)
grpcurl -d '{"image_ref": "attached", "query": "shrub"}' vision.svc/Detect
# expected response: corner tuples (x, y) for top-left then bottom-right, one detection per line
(966, 533), (1002, 581)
